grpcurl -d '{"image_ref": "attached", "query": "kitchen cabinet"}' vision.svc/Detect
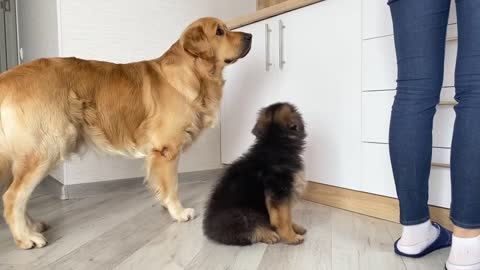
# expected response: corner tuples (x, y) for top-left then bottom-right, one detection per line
(362, 0), (457, 40)
(359, 0), (458, 205)
(361, 89), (456, 148)
(362, 36), (458, 91)
(361, 143), (451, 208)
(222, 0), (363, 189)
(223, 0), (458, 210)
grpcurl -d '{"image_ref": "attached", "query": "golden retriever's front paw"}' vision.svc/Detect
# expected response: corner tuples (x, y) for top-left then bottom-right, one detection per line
(172, 208), (195, 222)
(15, 232), (48, 249)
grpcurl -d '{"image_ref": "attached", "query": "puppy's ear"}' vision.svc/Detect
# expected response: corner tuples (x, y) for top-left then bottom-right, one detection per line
(252, 121), (264, 137)
(252, 108), (270, 137)
(181, 26), (213, 59)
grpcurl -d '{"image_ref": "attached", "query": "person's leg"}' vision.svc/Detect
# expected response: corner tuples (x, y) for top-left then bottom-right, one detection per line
(447, 0), (480, 268)
(388, 0), (452, 255)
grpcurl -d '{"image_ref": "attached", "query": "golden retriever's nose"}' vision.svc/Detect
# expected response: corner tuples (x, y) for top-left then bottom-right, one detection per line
(243, 33), (252, 41)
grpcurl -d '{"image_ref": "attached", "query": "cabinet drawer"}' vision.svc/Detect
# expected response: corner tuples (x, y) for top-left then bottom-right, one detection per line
(362, 0), (392, 39)
(362, 0), (457, 39)
(448, 1), (457, 25)
(432, 147), (451, 166)
(362, 89), (455, 148)
(361, 142), (398, 198)
(361, 143), (451, 208)
(362, 36), (458, 91)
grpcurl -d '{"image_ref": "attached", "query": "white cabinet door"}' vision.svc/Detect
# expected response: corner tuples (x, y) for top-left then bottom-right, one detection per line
(221, 19), (280, 164)
(361, 90), (455, 148)
(362, 36), (458, 91)
(362, 0), (457, 40)
(222, 0), (362, 190)
(361, 142), (451, 208)
(362, 0), (393, 39)
(276, 0), (362, 189)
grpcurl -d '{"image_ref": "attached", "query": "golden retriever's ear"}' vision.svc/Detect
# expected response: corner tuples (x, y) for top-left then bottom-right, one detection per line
(181, 26), (213, 59)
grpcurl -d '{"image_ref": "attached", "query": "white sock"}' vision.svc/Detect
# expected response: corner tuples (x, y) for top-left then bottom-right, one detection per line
(447, 235), (480, 270)
(396, 219), (440, 255)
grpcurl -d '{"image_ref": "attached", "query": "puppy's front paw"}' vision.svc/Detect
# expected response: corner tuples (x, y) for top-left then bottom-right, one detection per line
(259, 230), (280, 244)
(284, 234), (304, 245)
(172, 208), (195, 222)
(292, 223), (307, 235)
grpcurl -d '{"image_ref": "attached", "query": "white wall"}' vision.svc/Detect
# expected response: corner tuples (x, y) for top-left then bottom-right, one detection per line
(16, 0), (59, 62)
(58, 0), (255, 62)
(55, 0), (254, 184)
(50, 166), (65, 184)
(17, 0), (63, 183)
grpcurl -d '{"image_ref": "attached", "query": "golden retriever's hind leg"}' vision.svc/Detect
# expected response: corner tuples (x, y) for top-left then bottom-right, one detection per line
(146, 153), (195, 222)
(2, 154), (51, 249)
(26, 212), (49, 233)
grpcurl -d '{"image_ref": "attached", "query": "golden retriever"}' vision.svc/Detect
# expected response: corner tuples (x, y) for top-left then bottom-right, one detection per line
(0, 17), (252, 249)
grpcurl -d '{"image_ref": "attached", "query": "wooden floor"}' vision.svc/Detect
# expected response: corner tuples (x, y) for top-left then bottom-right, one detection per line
(0, 171), (449, 270)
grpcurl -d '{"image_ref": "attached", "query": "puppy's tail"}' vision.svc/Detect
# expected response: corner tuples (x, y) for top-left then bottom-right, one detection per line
(203, 208), (270, 246)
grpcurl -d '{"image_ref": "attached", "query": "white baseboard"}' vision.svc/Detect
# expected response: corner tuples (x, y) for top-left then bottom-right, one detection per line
(39, 169), (223, 200)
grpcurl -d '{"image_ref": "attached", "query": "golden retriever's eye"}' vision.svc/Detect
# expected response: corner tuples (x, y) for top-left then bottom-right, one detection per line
(216, 28), (224, 36)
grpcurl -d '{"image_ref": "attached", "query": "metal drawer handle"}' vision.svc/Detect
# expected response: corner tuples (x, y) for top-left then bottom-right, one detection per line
(265, 24), (272, 71)
(438, 101), (457, 106)
(432, 162), (450, 168)
(279, 20), (286, 69)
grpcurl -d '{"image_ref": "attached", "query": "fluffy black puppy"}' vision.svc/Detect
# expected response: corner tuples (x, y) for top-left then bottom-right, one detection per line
(203, 102), (307, 245)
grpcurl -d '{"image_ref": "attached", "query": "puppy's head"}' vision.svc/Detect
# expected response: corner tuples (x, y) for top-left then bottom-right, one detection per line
(180, 17), (252, 66)
(252, 103), (306, 139)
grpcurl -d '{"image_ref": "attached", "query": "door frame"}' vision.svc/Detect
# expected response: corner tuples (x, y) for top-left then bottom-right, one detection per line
(0, 0), (18, 72)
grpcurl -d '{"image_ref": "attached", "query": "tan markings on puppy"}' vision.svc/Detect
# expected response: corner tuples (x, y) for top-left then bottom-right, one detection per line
(265, 194), (304, 245)
(273, 103), (303, 133)
(273, 104), (293, 125)
(293, 170), (307, 198)
(251, 226), (280, 244)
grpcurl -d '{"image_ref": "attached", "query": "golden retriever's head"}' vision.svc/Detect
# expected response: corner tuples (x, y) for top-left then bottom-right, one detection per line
(180, 17), (252, 66)
(252, 103), (306, 139)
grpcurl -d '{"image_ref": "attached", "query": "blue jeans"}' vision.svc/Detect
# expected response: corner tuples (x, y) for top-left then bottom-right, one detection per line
(389, 0), (480, 229)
